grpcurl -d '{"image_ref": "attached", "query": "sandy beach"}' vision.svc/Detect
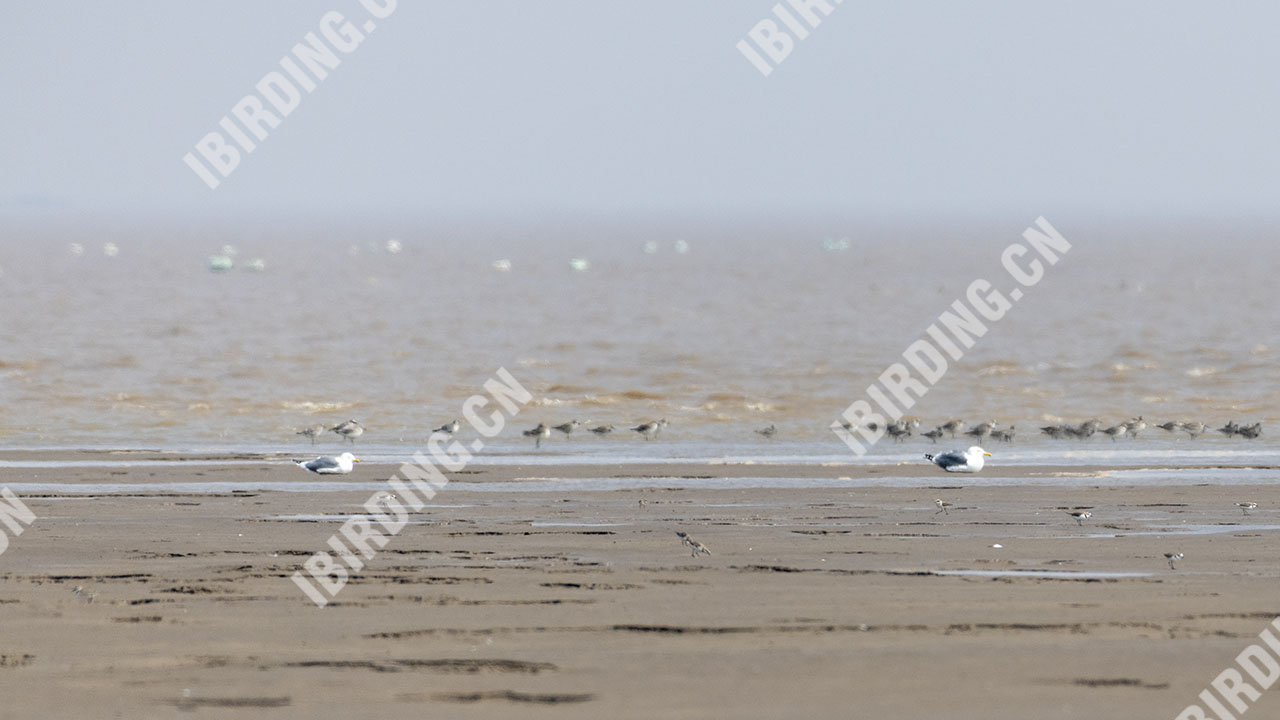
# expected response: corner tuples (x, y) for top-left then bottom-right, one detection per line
(1, 455), (1277, 718)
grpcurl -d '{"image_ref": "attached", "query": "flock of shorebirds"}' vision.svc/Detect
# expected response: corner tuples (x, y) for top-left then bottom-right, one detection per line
(838, 416), (1264, 444)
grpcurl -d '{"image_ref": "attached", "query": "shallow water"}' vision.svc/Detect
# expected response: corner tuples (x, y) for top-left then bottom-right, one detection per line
(1, 220), (1276, 453)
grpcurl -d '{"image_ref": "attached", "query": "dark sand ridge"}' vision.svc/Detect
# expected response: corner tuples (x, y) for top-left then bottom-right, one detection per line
(0, 459), (1278, 718)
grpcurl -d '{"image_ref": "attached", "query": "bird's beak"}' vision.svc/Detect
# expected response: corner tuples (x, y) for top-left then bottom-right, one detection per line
(984, 452), (992, 456)
(353, 458), (361, 463)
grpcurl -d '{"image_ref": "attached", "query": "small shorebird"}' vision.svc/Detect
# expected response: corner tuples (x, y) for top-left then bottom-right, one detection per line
(638, 498), (649, 509)
(934, 499), (952, 515)
(886, 422), (912, 443)
(296, 425), (326, 444)
(1238, 423), (1262, 440)
(1236, 502), (1258, 516)
(675, 531), (711, 557)
(992, 425), (1016, 443)
(925, 446), (991, 473)
(1124, 416), (1146, 438)
(1068, 510), (1092, 526)
(1075, 419), (1101, 439)
(589, 424), (615, 436)
(631, 419), (667, 441)
(329, 420), (364, 443)
(523, 423), (551, 448)
(1041, 424), (1067, 439)
(922, 427), (944, 443)
(1100, 423), (1127, 442)
(1217, 421), (1239, 437)
(1183, 421), (1207, 439)
(1156, 421), (1184, 433)
(941, 419), (966, 438)
(965, 421), (997, 442)
(294, 452), (360, 474)
(552, 420), (581, 436)
(432, 419), (461, 436)
(755, 424), (777, 439)
(1164, 552), (1183, 570)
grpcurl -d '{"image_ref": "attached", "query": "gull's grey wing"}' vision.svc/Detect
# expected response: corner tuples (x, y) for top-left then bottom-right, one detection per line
(931, 451), (967, 469)
(304, 456), (340, 472)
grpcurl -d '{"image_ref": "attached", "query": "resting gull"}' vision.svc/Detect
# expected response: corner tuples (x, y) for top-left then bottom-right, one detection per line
(294, 452), (360, 475)
(924, 446), (991, 473)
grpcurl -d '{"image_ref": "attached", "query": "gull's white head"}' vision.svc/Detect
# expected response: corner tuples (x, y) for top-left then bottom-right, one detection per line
(968, 446), (992, 458)
(339, 452), (360, 464)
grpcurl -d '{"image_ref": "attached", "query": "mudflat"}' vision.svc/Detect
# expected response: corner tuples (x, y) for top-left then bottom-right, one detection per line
(0, 457), (1277, 719)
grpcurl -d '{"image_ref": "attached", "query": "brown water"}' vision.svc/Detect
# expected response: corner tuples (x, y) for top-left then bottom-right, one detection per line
(1, 215), (1276, 449)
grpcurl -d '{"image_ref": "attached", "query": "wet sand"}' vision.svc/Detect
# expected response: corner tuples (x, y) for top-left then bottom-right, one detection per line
(2, 457), (1279, 718)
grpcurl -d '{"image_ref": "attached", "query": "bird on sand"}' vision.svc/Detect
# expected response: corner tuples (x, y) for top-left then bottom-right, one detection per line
(675, 531), (711, 557)
(631, 419), (667, 441)
(329, 420), (364, 443)
(589, 424), (615, 436)
(1068, 510), (1092, 526)
(432, 419), (461, 436)
(1164, 552), (1183, 570)
(924, 446), (991, 473)
(934, 499), (953, 515)
(552, 420), (581, 436)
(1236, 502), (1258, 516)
(294, 452), (360, 474)
(523, 423), (551, 448)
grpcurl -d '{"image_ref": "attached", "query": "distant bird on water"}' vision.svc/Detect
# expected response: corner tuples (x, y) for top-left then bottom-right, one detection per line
(675, 531), (711, 557)
(296, 425), (326, 445)
(1099, 423), (1127, 442)
(432, 419), (461, 436)
(295, 452), (360, 475)
(925, 446), (991, 473)
(922, 427), (944, 443)
(330, 420), (364, 443)
(523, 423), (551, 448)
(1238, 423), (1263, 440)
(755, 424), (777, 439)
(589, 424), (615, 436)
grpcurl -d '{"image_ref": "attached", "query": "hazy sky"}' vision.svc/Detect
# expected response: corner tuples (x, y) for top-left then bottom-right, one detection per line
(4, 1), (1279, 221)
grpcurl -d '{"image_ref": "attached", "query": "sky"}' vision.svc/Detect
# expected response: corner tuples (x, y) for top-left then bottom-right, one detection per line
(3, 1), (1279, 222)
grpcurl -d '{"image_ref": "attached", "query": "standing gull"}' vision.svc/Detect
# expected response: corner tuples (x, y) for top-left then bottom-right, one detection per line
(924, 446), (991, 473)
(294, 452), (360, 475)
(330, 420), (364, 444)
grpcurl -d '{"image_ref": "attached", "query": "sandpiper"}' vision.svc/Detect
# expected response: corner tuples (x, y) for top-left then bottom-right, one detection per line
(675, 531), (711, 557)
(992, 425), (1016, 443)
(1236, 502), (1258, 516)
(934, 499), (952, 515)
(1183, 421), (1207, 438)
(941, 419), (966, 438)
(1217, 421), (1239, 437)
(1156, 421), (1184, 433)
(886, 421), (912, 442)
(589, 424), (615, 436)
(1238, 423), (1262, 440)
(965, 421), (997, 442)
(1075, 419), (1101, 439)
(294, 452), (360, 474)
(922, 427), (945, 443)
(1100, 423), (1127, 442)
(432, 419), (461, 436)
(1068, 510), (1092, 526)
(631, 419), (667, 441)
(1124, 416), (1146, 438)
(329, 420), (364, 443)
(523, 423), (551, 448)
(552, 420), (582, 436)
(1164, 552), (1183, 570)
(296, 425), (326, 444)
(755, 424), (777, 439)
(1041, 424), (1067, 439)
